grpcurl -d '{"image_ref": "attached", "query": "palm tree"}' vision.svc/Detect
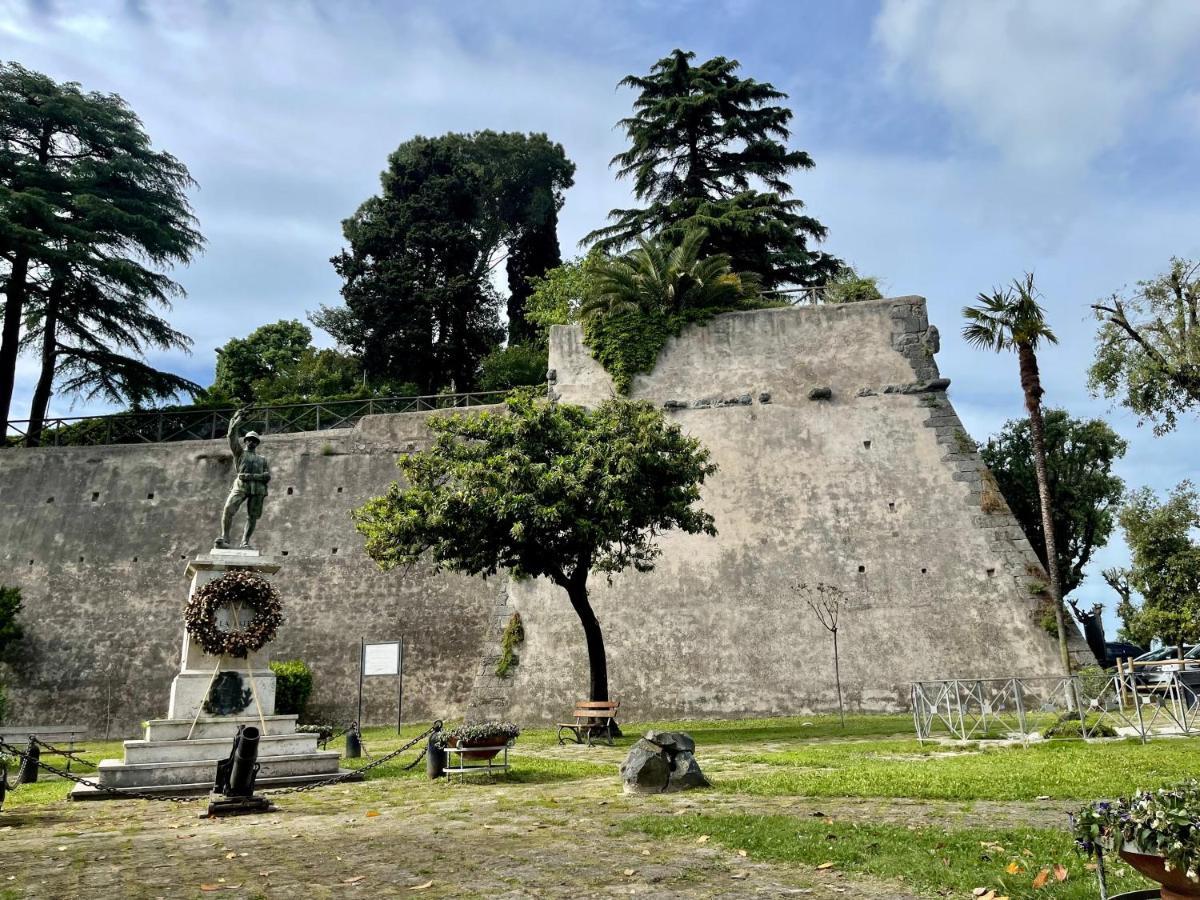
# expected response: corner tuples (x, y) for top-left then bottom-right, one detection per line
(581, 228), (759, 321)
(963, 273), (1071, 675)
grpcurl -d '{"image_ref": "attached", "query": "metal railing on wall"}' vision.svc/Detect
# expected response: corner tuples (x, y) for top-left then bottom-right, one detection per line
(4, 388), (534, 449)
(911, 672), (1200, 744)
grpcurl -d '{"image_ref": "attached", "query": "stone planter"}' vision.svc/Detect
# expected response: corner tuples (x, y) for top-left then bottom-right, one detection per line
(1120, 843), (1200, 899)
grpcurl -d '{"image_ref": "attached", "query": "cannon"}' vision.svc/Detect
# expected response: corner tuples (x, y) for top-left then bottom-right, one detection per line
(206, 725), (274, 817)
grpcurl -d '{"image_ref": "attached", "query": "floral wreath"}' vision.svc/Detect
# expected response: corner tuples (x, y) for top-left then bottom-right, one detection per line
(184, 570), (283, 658)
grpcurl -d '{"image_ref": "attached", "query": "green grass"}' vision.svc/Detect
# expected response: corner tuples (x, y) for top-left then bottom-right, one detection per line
(628, 813), (1154, 899)
(721, 735), (1200, 801)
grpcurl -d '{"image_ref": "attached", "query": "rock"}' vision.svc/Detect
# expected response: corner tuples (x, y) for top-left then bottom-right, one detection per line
(621, 731), (708, 794)
(644, 730), (695, 753)
(620, 739), (671, 793)
(808, 386), (833, 401)
(662, 400), (688, 410)
(758, 391), (771, 404)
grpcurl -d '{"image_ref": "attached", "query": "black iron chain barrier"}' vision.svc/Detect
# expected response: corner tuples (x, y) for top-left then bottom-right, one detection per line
(0, 720), (441, 805)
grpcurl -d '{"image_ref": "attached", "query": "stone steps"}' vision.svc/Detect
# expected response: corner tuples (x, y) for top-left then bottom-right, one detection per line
(123, 732), (319, 764)
(92, 750), (342, 788)
(144, 714), (301, 742)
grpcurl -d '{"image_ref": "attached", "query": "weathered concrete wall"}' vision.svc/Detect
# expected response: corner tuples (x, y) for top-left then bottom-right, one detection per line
(1, 296), (1081, 735)
(0, 410), (499, 737)
(467, 298), (1083, 722)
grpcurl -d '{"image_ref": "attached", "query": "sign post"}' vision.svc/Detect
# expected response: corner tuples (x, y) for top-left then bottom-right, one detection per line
(356, 638), (405, 734)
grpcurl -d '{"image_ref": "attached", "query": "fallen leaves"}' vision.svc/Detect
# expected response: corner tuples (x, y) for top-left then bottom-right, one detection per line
(816, 862), (835, 870)
(1053, 863), (1069, 882)
(1031, 868), (1049, 889)
(344, 875), (366, 885)
(366, 810), (380, 818)
(409, 881), (434, 892)
(1004, 861), (1022, 875)
(696, 834), (710, 844)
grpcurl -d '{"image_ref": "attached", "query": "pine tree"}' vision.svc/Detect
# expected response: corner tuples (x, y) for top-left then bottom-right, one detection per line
(584, 49), (839, 289)
(0, 63), (201, 438)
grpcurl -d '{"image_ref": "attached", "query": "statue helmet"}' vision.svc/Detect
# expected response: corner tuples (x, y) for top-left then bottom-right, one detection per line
(243, 430), (262, 444)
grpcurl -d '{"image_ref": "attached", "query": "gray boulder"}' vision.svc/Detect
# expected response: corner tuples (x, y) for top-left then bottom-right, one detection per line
(620, 731), (709, 794)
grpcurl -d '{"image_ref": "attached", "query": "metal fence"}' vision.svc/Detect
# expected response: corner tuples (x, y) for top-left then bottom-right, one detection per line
(5, 389), (526, 449)
(911, 673), (1200, 744)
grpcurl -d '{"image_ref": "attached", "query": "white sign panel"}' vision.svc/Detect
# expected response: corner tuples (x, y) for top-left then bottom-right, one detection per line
(363, 641), (401, 677)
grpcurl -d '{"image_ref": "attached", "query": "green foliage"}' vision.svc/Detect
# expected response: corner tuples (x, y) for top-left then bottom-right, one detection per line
(1073, 780), (1200, 882)
(495, 612), (525, 678)
(212, 320), (313, 401)
(962, 273), (1058, 354)
(1117, 482), (1200, 648)
(354, 390), (717, 702)
(319, 131), (573, 393)
(823, 264), (883, 304)
(432, 720), (520, 749)
(1090, 258), (1200, 435)
(981, 409), (1127, 597)
(585, 49), (839, 289)
(355, 390), (717, 579)
(478, 345), (547, 392)
(524, 255), (602, 346)
(269, 659), (314, 718)
(581, 229), (763, 392)
(0, 585), (22, 660)
(0, 62), (203, 436)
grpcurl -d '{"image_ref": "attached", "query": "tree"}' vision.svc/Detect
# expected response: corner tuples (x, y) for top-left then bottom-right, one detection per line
(524, 254), (603, 348)
(1116, 483), (1200, 654)
(981, 410), (1126, 664)
(353, 391), (718, 706)
(478, 344), (547, 392)
(0, 63), (201, 436)
(21, 272), (199, 445)
(963, 273), (1072, 673)
(212, 320), (313, 401)
(584, 49), (839, 290)
(980, 410), (1126, 598)
(1090, 258), (1200, 436)
(796, 582), (847, 728)
(318, 131), (572, 392)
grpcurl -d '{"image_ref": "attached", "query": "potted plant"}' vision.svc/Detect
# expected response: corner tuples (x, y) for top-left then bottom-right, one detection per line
(434, 722), (520, 762)
(1073, 780), (1200, 898)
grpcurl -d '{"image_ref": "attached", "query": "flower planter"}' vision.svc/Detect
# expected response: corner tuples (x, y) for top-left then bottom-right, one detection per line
(1120, 843), (1200, 899)
(445, 736), (504, 762)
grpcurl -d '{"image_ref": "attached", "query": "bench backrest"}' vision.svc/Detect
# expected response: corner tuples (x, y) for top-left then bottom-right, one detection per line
(572, 700), (619, 720)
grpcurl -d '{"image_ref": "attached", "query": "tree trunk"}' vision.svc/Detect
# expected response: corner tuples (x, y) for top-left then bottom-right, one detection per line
(1019, 342), (1072, 676)
(0, 247), (30, 438)
(832, 627), (845, 729)
(563, 575), (609, 703)
(25, 277), (63, 448)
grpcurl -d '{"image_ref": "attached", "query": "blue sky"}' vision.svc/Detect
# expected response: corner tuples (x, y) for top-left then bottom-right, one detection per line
(3, 0), (1200, 631)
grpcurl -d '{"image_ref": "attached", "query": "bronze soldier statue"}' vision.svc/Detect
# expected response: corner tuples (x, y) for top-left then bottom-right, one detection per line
(215, 408), (271, 549)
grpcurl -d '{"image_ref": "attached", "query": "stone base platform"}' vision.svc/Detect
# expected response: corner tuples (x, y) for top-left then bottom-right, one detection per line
(68, 714), (359, 800)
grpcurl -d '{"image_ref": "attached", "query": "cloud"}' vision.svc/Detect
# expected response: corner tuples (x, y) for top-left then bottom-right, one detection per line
(873, 0), (1200, 172)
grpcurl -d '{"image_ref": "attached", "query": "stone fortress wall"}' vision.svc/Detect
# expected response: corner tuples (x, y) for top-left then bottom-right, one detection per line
(0, 296), (1078, 736)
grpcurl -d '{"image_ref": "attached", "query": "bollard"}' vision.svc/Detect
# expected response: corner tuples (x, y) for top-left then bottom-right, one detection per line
(426, 728), (445, 780)
(1, 758), (8, 811)
(344, 722), (362, 760)
(17, 738), (39, 785)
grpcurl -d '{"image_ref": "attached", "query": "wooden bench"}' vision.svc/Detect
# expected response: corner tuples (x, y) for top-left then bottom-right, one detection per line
(557, 700), (620, 746)
(0, 725), (88, 773)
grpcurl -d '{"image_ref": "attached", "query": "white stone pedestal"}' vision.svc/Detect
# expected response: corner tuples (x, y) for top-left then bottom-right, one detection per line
(70, 550), (357, 799)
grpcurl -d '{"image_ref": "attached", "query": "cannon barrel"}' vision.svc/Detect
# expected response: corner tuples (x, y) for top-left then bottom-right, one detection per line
(227, 726), (261, 796)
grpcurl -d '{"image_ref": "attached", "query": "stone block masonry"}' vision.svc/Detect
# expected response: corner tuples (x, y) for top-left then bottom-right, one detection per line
(0, 297), (1083, 735)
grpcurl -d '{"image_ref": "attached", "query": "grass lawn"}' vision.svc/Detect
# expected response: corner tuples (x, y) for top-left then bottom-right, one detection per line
(0, 713), (1177, 897)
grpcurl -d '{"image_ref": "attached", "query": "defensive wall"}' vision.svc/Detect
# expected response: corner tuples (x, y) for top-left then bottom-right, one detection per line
(0, 296), (1080, 736)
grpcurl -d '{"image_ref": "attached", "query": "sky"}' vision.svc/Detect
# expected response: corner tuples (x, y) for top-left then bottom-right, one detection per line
(3, 0), (1199, 633)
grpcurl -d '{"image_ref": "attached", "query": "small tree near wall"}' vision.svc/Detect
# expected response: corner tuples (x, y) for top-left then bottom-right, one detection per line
(354, 391), (718, 715)
(796, 582), (847, 728)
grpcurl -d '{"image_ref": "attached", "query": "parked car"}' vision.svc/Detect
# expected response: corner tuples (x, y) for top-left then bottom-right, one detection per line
(1130, 644), (1199, 689)
(1103, 641), (1148, 668)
